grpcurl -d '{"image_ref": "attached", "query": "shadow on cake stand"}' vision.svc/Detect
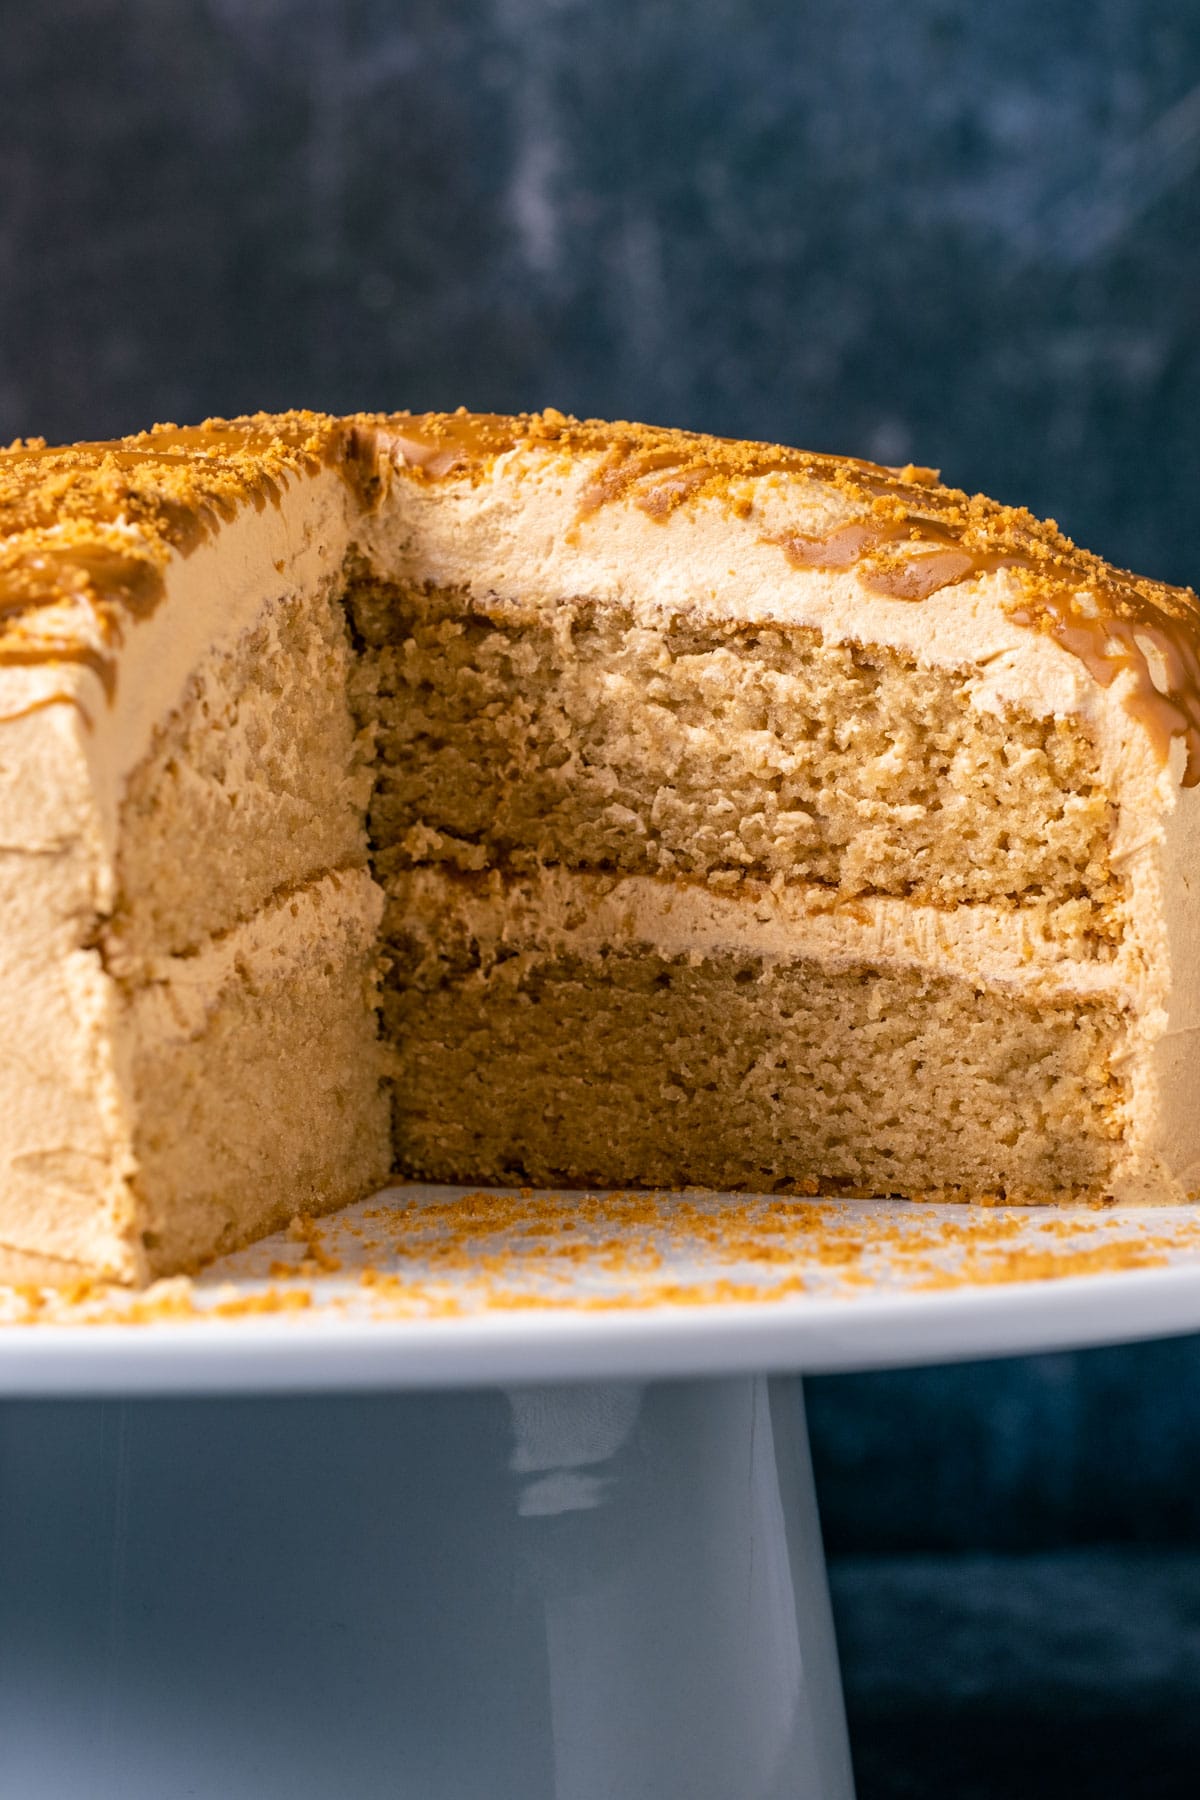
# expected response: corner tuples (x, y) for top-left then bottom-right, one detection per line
(4, 1185), (1200, 1799)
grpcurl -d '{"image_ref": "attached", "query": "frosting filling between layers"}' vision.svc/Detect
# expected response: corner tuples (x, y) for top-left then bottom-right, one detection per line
(382, 865), (1145, 999)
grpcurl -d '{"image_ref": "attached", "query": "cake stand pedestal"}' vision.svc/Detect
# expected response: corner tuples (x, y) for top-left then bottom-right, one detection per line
(4, 1187), (1200, 1799)
(0, 1376), (849, 1800)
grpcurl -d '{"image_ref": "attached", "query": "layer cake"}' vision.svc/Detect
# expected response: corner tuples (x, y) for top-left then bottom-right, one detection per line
(0, 409), (1197, 1282)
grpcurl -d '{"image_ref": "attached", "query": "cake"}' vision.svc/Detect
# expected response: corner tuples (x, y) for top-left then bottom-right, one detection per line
(0, 408), (1197, 1284)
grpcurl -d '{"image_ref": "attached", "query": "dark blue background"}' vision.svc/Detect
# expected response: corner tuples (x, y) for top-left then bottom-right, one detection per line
(8, 0), (1200, 591)
(5, 3), (1200, 1791)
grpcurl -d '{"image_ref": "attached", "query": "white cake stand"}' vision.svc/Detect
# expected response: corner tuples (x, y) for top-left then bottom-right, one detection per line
(4, 1185), (1200, 1800)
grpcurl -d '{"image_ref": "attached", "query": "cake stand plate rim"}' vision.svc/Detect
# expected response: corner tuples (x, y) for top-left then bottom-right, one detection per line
(2, 1254), (1200, 1395)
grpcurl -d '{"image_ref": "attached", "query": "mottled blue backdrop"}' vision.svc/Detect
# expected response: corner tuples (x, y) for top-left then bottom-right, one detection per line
(3, 0), (1200, 1554)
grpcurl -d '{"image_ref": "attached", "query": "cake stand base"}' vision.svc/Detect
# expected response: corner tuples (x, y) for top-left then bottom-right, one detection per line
(10, 1186), (1200, 1796)
(0, 1377), (854, 1799)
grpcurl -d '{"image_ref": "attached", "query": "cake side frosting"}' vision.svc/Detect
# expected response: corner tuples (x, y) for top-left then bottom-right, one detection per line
(0, 419), (364, 1276)
(0, 698), (136, 1275)
(124, 865), (388, 1275)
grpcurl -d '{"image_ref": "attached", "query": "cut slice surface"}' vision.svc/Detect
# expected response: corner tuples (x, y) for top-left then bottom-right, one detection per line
(384, 868), (1126, 1203)
(350, 578), (1120, 935)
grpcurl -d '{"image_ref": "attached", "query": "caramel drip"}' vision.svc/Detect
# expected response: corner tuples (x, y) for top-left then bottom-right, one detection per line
(0, 540), (166, 695)
(0, 542), (166, 621)
(0, 691), (91, 729)
(385, 412), (524, 480)
(1018, 605), (1200, 784)
(773, 514), (1200, 785)
(0, 642), (115, 698)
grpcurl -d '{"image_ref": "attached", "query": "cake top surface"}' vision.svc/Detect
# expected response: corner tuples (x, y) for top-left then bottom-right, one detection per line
(1, 408), (1198, 779)
(0, 411), (349, 697)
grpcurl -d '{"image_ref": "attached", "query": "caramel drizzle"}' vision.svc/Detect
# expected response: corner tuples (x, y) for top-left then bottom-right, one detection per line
(5, 541), (166, 622)
(0, 541), (168, 698)
(384, 411), (537, 481)
(774, 516), (1200, 786)
(0, 643), (115, 700)
(0, 690), (92, 729)
(1023, 606), (1200, 783)
(385, 410), (941, 509)
(775, 517), (1010, 600)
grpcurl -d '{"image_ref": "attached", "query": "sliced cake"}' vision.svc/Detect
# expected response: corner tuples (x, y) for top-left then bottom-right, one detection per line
(0, 409), (1196, 1282)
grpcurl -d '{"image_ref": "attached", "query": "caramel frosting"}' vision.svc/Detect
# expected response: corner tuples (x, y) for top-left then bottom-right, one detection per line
(2, 408), (1199, 786)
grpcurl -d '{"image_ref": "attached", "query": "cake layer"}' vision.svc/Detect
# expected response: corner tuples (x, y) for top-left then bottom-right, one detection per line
(350, 579), (1118, 932)
(122, 866), (389, 1275)
(115, 580), (370, 959)
(387, 928), (1124, 1203)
